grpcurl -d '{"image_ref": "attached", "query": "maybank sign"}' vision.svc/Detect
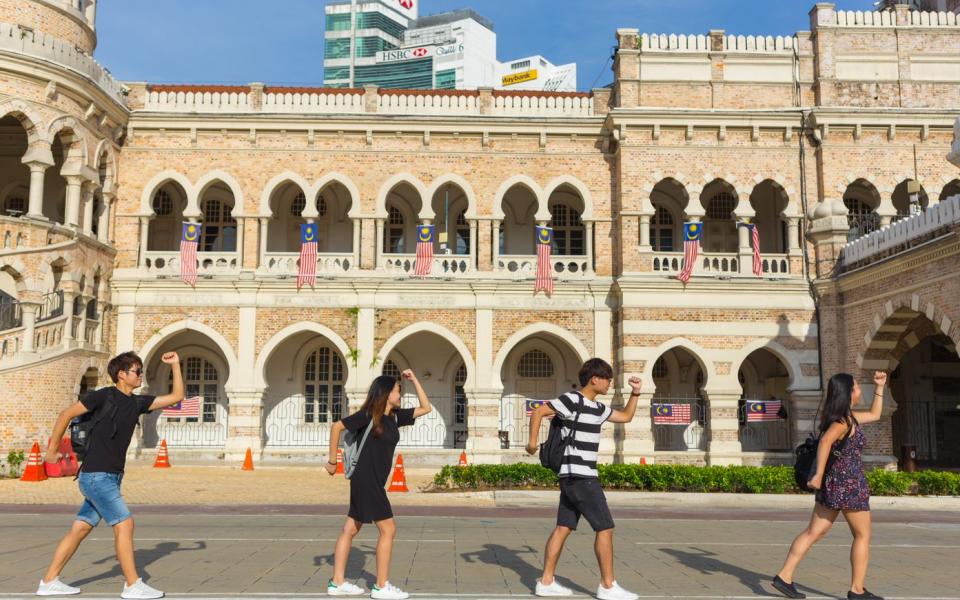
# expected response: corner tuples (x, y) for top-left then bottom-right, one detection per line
(502, 69), (538, 86)
(376, 43), (464, 64)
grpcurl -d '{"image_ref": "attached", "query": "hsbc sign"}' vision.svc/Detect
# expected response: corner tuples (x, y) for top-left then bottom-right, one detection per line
(393, 0), (417, 19)
(376, 44), (464, 64)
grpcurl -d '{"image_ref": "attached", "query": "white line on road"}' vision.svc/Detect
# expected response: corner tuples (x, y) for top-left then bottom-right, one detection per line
(635, 541), (960, 548)
(1, 594), (958, 600)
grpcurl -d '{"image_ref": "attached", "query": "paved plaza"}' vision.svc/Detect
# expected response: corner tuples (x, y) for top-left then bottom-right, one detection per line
(1, 503), (958, 600)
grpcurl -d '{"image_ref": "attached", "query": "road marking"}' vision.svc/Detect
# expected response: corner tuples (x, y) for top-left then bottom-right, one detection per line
(1, 595), (958, 600)
(635, 541), (960, 548)
(88, 537), (454, 543)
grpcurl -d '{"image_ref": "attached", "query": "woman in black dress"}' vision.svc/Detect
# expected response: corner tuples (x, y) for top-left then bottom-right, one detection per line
(325, 369), (431, 599)
(772, 371), (887, 600)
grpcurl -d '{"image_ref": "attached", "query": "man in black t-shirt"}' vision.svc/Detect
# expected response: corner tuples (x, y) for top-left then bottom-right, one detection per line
(37, 351), (185, 599)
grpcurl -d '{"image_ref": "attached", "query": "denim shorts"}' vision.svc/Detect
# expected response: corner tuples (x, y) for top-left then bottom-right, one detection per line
(557, 476), (615, 532)
(76, 472), (131, 527)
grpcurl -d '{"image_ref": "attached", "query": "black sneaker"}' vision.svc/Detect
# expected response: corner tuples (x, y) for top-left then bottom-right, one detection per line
(848, 590), (883, 600)
(772, 575), (806, 599)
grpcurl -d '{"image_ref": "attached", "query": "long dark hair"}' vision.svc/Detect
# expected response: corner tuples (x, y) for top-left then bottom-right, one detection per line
(819, 373), (858, 433)
(360, 375), (398, 438)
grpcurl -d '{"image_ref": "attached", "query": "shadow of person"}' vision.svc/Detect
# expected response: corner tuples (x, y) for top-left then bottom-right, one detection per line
(659, 546), (832, 598)
(314, 545), (376, 587)
(460, 543), (593, 596)
(72, 541), (206, 587)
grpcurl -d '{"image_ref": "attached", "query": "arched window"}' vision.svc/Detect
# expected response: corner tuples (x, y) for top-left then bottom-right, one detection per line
(517, 349), (554, 378)
(707, 193), (736, 220)
(289, 192), (306, 216)
(152, 190), (173, 216)
(843, 198), (880, 239)
(201, 198), (237, 252)
(317, 196), (328, 217)
(550, 204), (584, 255)
(454, 364), (467, 425)
(4, 196), (25, 215)
(651, 206), (674, 252)
(304, 346), (345, 424)
(385, 206), (404, 253)
(653, 357), (668, 379)
(166, 356), (218, 423)
(383, 360), (400, 379)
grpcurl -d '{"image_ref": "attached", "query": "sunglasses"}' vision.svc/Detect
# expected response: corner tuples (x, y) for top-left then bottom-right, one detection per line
(127, 368), (143, 376)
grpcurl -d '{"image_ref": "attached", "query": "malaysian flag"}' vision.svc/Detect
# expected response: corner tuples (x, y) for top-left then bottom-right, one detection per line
(179, 222), (200, 287)
(525, 400), (546, 416)
(677, 222), (701, 284)
(652, 403), (692, 425)
(751, 224), (763, 277)
(162, 395), (201, 418)
(746, 400), (783, 422)
(413, 224), (434, 277)
(297, 222), (318, 289)
(534, 225), (554, 295)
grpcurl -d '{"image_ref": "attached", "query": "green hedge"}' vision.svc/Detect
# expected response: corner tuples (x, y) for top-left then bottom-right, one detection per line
(431, 464), (960, 496)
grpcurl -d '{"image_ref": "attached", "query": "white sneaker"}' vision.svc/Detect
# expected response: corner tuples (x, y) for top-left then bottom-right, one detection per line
(596, 580), (639, 600)
(370, 581), (409, 600)
(36, 577), (81, 596)
(536, 578), (574, 597)
(120, 578), (164, 599)
(328, 579), (364, 596)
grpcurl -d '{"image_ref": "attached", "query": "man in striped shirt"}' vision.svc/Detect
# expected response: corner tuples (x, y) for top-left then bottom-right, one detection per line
(526, 358), (643, 600)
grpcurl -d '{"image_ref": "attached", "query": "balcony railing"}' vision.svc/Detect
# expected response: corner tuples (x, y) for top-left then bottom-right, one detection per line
(495, 255), (591, 277)
(36, 290), (64, 322)
(143, 251), (239, 277)
(381, 254), (473, 276)
(260, 252), (356, 276)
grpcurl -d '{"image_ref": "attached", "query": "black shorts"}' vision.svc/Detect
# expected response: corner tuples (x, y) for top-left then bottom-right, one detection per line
(557, 477), (615, 532)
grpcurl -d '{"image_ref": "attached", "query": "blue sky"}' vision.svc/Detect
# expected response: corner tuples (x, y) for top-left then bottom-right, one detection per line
(96, 0), (877, 91)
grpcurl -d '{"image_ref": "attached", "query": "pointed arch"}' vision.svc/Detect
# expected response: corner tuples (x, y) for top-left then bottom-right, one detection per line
(140, 170), (193, 215)
(316, 172), (361, 219)
(0, 99), (46, 145)
(376, 322), (475, 389)
(254, 321), (355, 390)
(376, 173), (429, 219)
(731, 339), (799, 391)
(544, 175), (594, 221)
(642, 337), (715, 389)
(259, 171), (311, 217)
(427, 173), (477, 219)
(491, 323), (590, 389)
(138, 320), (239, 390)
(493, 175), (544, 220)
(195, 170), (246, 216)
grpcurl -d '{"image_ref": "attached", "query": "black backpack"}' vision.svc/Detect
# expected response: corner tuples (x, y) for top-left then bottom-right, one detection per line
(70, 389), (119, 463)
(794, 416), (852, 492)
(539, 393), (582, 473)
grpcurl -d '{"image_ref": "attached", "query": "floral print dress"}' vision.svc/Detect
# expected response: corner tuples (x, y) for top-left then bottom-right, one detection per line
(816, 425), (870, 511)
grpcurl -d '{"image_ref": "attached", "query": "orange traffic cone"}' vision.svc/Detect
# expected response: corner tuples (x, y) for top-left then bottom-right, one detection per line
(640, 456), (647, 465)
(153, 439), (171, 468)
(458, 451), (467, 467)
(335, 448), (344, 475)
(20, 442), (47, 482)
(241, 448), (254, 471)
(387, 454), (409, 493)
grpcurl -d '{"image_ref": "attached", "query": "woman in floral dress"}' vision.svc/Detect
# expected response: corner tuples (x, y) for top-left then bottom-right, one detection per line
(772, 370), (887, 600)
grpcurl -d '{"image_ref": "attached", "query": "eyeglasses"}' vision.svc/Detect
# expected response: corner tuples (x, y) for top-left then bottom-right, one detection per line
(127, 368), (143, 376)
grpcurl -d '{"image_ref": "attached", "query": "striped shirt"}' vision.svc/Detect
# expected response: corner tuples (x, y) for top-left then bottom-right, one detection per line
(547, 392), (612, 479)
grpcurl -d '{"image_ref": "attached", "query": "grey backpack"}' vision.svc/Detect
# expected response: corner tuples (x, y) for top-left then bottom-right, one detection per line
(341, 419), (374, 479)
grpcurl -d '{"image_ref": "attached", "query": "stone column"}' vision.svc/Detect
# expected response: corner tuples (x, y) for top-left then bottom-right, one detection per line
(25, 162), (51, 219)
(491, 219), (501, 270)
(258, 218), (269, 268)
(97, 194), (113, 243)
(737, 223), (753, 275)
(19, 301), (39, 353)
(617, 390), (655, 463)
(81, 186), (95, 236)
(705, 389), (743, 466)
(62, 291), (76, 343)
(94, 301), (107, 349)
(374, 218), (385, 269)
(138, 217), (151, 267)
(469, 219), (478, 270)
(787, 217), (801, 256)
(638, 213), (652, 250)
(584, 220), (595, 273)
(352, 219), (361, 269)
(465, 389), (505, 463)
(64, 175), (84, 229)
(225, 302), (262, 460)
(76, 295), (92, 344)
